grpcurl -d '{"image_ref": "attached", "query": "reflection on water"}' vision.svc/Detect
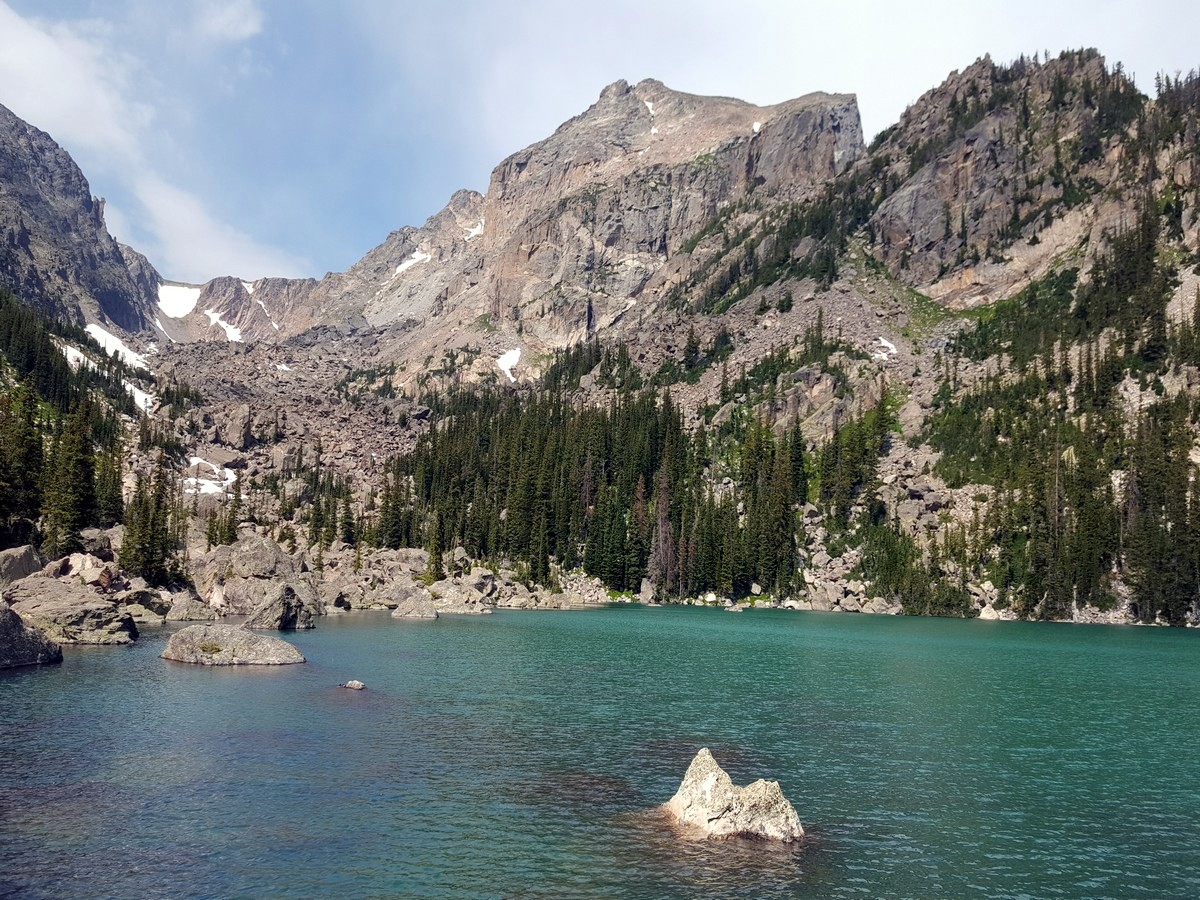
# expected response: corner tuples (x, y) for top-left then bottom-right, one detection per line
(1, 607), (1198, 898)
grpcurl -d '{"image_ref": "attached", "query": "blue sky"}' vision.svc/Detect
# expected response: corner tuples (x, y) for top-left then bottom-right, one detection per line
(0, 1), (1196, 283)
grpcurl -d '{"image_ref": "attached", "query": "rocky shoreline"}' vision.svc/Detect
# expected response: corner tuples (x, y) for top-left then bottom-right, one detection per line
(0, 521), (1177, 670)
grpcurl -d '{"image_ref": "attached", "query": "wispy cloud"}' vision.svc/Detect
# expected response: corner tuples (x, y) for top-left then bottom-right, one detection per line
(196, 0), (264, 44)
(134, 174), (307, 281)
(0, 0), (301, 284)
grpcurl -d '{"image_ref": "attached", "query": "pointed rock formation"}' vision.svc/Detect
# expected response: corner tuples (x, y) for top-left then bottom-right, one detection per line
(664, 747), (804, 842)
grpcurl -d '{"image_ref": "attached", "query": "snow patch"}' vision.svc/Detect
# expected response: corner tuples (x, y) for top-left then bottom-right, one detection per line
(184, 457), (237, 497)
(242, 281), (255, 295)
(464, 219), (485, 241)
(85, 323), (148, 369)
(57, 339), (155, 410)
(644, 100), (655, 117)
(153, 318), (178, 343)
(395, 250), (432, 276)
(125, 381), (155, 412)
(157, 283), (201, 318)
(877, 337), (898, 355)
(497, 348), (521, 383)
(753, 121), (762, 134)
(651, 126), (659, 135)
(276, 363), (292, 372)
(255, 297), (280, 331)
(203, 309), (243, 342)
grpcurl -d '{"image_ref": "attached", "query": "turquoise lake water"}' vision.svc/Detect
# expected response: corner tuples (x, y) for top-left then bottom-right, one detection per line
(1, 606), (1198, 898)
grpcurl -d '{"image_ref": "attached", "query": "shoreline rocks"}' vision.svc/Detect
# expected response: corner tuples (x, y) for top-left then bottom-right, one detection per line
(243, 583), (318, 630)
(161, 624), (305, 665)
(0, 600), (63, 668)
(664, 748), (804, 842)
(4, 576), (138, 644)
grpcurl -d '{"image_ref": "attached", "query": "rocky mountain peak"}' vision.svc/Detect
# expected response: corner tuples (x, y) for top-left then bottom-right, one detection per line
(0, 102), (157, 331)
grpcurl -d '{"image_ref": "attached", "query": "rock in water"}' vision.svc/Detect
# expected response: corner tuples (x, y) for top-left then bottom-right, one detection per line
(664, 747), (804, 842)
(0, 601), (63, 669)
(161, 624), (305, 665)
(243, 584), (317, 630)
(341, 680), (366, 690)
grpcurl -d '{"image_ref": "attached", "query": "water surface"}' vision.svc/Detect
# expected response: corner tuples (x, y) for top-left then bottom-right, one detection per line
(1, 607), (1197, 898)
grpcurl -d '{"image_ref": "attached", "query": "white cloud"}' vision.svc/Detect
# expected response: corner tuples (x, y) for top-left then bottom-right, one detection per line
(196, 0), (264, 44)
(0, 1), (302, 284)
(134, 174), (308, 282)
(0, 3), (150, 163)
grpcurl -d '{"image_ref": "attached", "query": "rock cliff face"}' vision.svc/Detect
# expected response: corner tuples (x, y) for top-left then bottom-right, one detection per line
(154, 80), (861, 370)
(0, 103), (157, 330)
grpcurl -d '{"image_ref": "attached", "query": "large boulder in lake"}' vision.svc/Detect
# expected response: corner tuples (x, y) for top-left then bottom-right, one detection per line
(161, 624), (305, 665)
(664, 748), (804, 842)
(243, 583), (318, 630)
(0, 600), (63, 668)
(3, 575), (138, 644)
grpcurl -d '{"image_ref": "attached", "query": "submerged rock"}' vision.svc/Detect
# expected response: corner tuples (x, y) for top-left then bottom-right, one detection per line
(664, 747), (804, 842)
(0, 600), (63, 668)
(161, 624), (305, 665)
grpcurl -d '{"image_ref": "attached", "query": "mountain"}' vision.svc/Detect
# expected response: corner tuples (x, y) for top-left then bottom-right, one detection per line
(0, 103), (158, 332)
(4, 49), (1200, 626)
(155, 80), (860, 368)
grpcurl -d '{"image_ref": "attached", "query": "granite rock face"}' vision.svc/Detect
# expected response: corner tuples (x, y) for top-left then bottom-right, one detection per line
(0, 600), (63, 668)
(0, 102), (156, 330)
(191, 535), (320, 617)
(0, 544), (42, 588)
(243, 583), (318, 630)
(161, 624), (305, 665)
(664, 748), (804, 842)
(3, 575), (138, 645)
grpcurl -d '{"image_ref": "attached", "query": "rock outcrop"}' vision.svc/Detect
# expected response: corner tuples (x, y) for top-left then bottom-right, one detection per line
(664, 748), (804, 842)
(3, 575), (138, 644)
(0, 102), (156, 329)
(243, 583), (318, 630)
(161, 624), (305, 665)
(0, 544), (42, 588)
(0, 600), (62, 668)
(191, 535), (320, 616)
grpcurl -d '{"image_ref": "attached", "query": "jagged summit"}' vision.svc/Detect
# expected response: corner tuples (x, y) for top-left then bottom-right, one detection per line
(0, 102), (158, 331)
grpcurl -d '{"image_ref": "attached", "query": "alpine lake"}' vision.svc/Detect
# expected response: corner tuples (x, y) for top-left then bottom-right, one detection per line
(1, 605), (1197, 899)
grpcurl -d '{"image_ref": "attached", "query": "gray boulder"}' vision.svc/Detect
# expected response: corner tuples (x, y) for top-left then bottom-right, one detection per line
(164, 589), (219, 622)
(390, 591), (440, 619)
(191, 535), (318, 615)
(664, 748), (804, 842)
(243, 584), (317, 630)
(0, 600), (63, 668)
(161, 624), (304, 665)
(0, 545), (42, 588)
(4, 576), (138, 644)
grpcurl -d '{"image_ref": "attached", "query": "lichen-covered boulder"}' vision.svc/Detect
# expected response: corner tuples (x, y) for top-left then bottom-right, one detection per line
(664, 748), (804, 842)
(0, 600), (63, 668)
(161, 624), (304, 665)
